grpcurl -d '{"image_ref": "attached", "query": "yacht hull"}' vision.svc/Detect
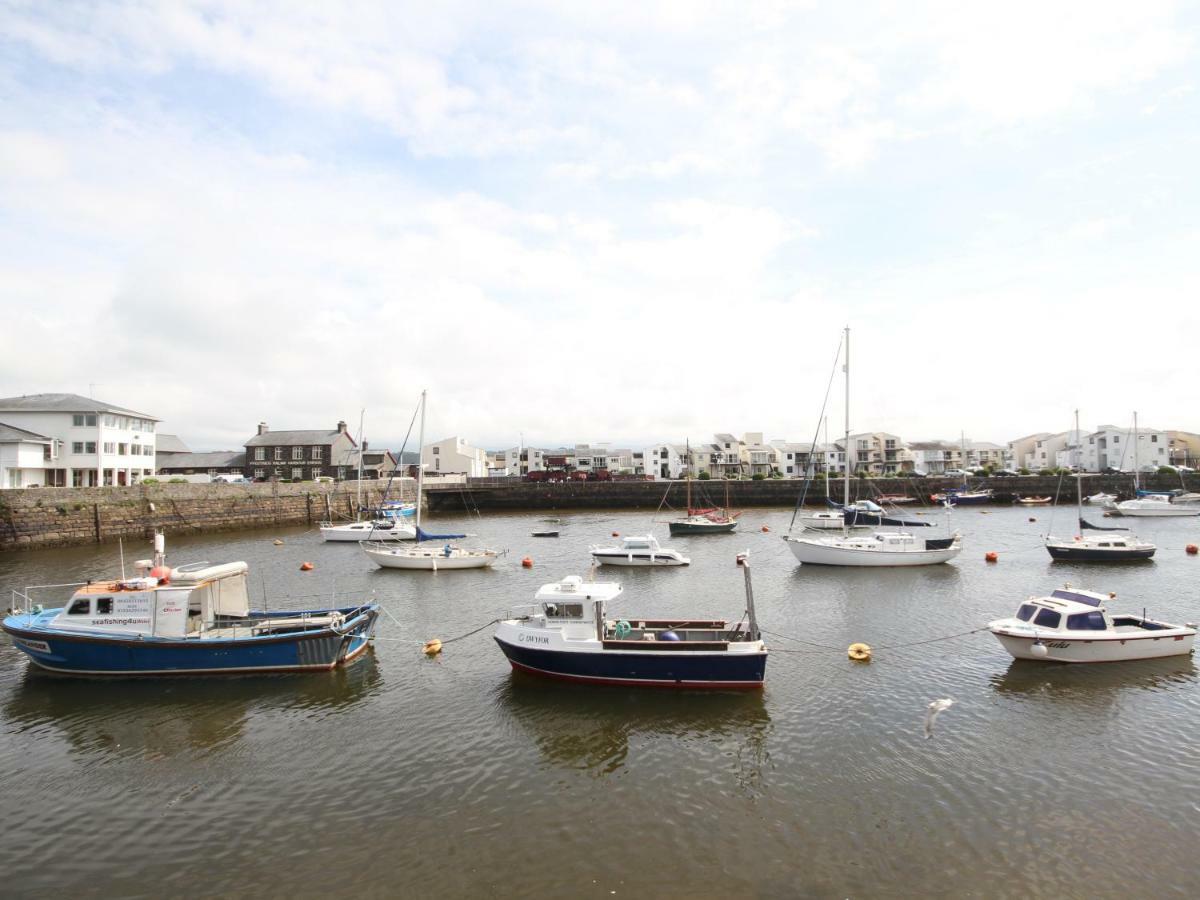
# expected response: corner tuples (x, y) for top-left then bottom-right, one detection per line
(321, 522), (415, 541)
(1046, 544), (1155, 561)
(784, 537), (961, 567)
(668, 520), (737, 535)
(361, 545), (497, 570)
(591, 551), (690, 566)
(990, 629), (1194, 662)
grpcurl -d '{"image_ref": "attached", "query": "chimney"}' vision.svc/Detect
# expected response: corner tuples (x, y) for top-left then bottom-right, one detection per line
(337, 420), (347, 434)
(362, 440), (369, 451)
(257, 422), (269, 436)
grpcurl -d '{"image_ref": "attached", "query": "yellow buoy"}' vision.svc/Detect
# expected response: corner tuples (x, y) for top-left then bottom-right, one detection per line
(423, 639), (443, 656)
(273, 539), (284, 546)
(848, 642), (872, 662)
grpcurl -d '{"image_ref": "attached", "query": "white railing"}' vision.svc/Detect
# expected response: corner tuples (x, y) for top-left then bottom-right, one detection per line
(9, 582), (88, 615)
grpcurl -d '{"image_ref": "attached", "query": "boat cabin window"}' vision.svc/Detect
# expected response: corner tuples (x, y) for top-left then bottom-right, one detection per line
(95, 597), (113, 615)
(543, 602), (584, 619)
(1016, 604), (1036, 622)
(1033, 608), (1061, 628)
(1067, 611), (1107, 631)
(67, 597), (91, 615)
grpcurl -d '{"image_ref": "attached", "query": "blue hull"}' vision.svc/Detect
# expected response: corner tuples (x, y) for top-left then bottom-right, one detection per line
(2, 606), (378, 676)
(495, 637), (766, 689)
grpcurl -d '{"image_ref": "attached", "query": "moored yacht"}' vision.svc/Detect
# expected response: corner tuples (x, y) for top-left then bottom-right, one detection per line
(988, 587), (1195, 663)
(784, 530), (962, 566)
(1046, 473), (1156, 561)
(321, 519), (415, 542)
(590, 534), (690, 567)
(493, 556), (767, 689)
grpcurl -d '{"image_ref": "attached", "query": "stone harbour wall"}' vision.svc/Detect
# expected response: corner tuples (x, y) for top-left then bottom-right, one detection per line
(0, 480), (416, 552)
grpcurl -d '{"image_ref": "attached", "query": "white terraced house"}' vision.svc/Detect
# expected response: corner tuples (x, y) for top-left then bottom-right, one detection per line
(1082, 425), (1169, 472)
(0, 393), (159, 488)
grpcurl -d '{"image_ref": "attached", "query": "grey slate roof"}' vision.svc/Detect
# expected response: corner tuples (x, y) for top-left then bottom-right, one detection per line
(155, 433), (191, 454)
(158, 451), (246, 469)
(0, 422), (53, 443)
(0, 392), (158, 419)
(245, 429), (354, 448)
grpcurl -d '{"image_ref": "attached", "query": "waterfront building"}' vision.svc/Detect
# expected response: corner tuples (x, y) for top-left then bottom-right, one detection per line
(740, 432), (779, 477)
(847, 432), (909, 475)
(154, 434), (192, 467)
(966, 441), (1008, 471)
(1006, 432), (1052, 471)
(244, 421), (358, 482)
(908, 440), (958, 474)
(157, 451), (247, 478)
(1082, 424), (1169, 472)
(770, 441), (826, 477)
(1165, 431), (1200, 468)
(422, 436), (489, 477)
(0, 392), (159, 487)
(644, 443), (690, 479)
(494, 446), (547, 477)
(0, 422), (55, 489)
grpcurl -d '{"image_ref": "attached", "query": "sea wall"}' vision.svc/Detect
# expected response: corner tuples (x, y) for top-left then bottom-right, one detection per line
(0, 480), (415, 552)
(425, 474), (1200, 512)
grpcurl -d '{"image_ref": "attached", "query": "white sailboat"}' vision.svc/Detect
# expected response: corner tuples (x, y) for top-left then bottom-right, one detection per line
(1113, 412), (1200, 518)
(321, 410), (416, 542)
(784, 328), (962, 567)
(360, 391), (499, 570)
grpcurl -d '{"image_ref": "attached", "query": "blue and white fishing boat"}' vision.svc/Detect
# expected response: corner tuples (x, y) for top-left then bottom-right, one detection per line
(493, 554), (766, 689)
(2, 533), (378, 676)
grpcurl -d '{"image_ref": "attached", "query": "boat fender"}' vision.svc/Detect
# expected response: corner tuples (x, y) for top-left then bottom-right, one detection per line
(985, 551), (998, 563)
(1030, 641), (1049, 658)
(614, 620), (632, 639)
(847, 642), (872, 661)
(1187, 544), (1199, 555)
(300, 562), (314, 571)
(423, 638), (442, 656)
(659, 631), (681, 642)
(761, 525), (770, 532)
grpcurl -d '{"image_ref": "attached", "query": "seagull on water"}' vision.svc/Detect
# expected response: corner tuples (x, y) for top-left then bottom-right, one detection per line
(923, 698), (955, 739)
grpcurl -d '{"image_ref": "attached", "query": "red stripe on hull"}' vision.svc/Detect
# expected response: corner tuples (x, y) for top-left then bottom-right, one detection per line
(508, 659), (763, 690)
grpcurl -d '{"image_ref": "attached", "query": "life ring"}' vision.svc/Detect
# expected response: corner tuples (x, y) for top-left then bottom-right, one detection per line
(614, 620), (632, 639)
(847, 642), (872, 661)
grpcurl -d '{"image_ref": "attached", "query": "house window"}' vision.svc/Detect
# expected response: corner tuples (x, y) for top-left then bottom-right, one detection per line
(103, 442), (115, 454)
(432, 447), (439, 454)
(73, 414), (84, 426)
(1114, 436), (1120, 443)
(118, 444), (128, 455)
(1151, 435), (1158, 443)
(104, 415), (116, 427)
(73, 442), (83, 454)
(292, 467), (303, 480)
(274, 447), (284, 460)
(292, 446), (303, 460)
(312, 447), (321, 460)
(254, 468), (265, 479)
(311, 468), (321, 480)
(255, 448), (265, 461)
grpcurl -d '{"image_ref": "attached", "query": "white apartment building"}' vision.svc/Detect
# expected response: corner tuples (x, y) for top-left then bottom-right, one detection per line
(494, 446), (547, 476)
(847, 432), (908, 474)
(0, 393), (159, 488)
(1024, 432), (1072, 472)
(770, 441), (825, 477)
(423, 436), (490, 477)
(1082, 425), (1169, 472)
(907, 441), (959, 474)
(1007, 433), (1052, 472)
(966, 441), (1008, 471)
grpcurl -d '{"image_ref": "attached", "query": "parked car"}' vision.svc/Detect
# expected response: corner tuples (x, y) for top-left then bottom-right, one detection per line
(992, 469), (1020, 477)
(943, 468), (968, 477)
(906, 470), (928, 478)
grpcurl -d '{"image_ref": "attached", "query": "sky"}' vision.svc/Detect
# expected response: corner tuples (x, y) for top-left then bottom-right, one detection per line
(1, 1), (1198, 452)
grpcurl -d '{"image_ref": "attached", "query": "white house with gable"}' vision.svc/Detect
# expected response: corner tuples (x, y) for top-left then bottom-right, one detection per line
(423, 436), (490, 477)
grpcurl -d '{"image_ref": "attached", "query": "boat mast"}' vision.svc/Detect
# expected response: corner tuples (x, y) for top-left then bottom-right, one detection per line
(1133, 411), (1139, 493)
(1075, 409), (1083, 527)
(843, 326), (851, 511)
(685, 438), (691, 513)
(823, 415), (831, 501)
(355, 408), (365, 518)
(415, 390), (427, 532)
(738, 553), (759, 641)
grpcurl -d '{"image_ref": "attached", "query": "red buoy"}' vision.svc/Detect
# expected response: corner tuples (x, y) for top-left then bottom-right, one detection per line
(761, 525), (770, 532)
(611, 531), (619, 537)
(521, 556), (533, 568)
(985, 551), (998, 563)
(1187, 544), (1198, 555)
(300, 561), (314, 571)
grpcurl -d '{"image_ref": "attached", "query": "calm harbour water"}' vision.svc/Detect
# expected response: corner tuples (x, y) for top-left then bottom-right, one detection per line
(2, 504), (1199, 898)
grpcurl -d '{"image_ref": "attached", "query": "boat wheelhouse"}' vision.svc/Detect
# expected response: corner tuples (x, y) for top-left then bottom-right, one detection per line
(988, 587), (1195, 663)
(590, 534), (690, 567)
(493, 558), (766, 689)
(2, 534), (378, 676)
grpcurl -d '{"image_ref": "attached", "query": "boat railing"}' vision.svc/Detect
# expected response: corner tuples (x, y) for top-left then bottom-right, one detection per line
(9, 582), (89, 615)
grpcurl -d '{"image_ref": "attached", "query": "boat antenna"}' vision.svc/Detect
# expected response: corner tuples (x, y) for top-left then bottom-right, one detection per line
(737, 552), (759, 641)
(119, 538), (126, 581)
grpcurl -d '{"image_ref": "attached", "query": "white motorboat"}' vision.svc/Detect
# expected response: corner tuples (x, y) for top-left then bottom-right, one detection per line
(784, 530), (962, 566)
(590, 534), (690, 567)
(1084, 492), (1117, 506)
(988, 587), (1196, 663)
(360, 390), (500, 571)
(321, 519), (415, 542)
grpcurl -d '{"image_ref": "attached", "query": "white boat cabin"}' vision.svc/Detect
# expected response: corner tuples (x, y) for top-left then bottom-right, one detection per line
(1008, 588), (1177, 635)
(49, 561), (251, 639)
(524, 576), (622, 639)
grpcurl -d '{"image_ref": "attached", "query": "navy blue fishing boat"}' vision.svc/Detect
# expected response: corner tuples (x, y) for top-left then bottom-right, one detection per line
(2, 533), (378, 676)
(494, 554), (766, 689)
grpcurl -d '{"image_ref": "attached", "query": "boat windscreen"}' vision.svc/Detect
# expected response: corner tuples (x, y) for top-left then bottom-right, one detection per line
(1050, 589), (1102, 607)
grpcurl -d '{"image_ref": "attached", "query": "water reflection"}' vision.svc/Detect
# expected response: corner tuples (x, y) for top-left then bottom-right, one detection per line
(990, 656), (1198, 699)
(493, 673), (771, 788)
(3, 652), (383, 758)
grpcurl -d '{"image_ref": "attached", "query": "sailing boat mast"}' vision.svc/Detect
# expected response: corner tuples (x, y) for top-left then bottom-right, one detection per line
(1075, 409), (1083, 526)
(415, 390), (427, 532)
(355, 409), (365, 516)
(843, 326), (851, 511)
(1133, 411), (1140, 493)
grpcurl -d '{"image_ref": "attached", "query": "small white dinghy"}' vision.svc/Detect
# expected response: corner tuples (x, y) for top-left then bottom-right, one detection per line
(590, 534), (690, 567)
(988, 587), (1196, 663)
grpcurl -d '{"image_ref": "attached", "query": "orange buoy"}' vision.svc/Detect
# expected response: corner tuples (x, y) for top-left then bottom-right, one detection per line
(761, 525), (770, 532)
(985, 551), (998, 563)
(423, 638), (442, 656)
(1187, 544), (1199, 555)
(1028, 517), (1036, 522)
(300, 561), (314, 571)
(521, 556), (533, 568)
(611, 531), (619, 537)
